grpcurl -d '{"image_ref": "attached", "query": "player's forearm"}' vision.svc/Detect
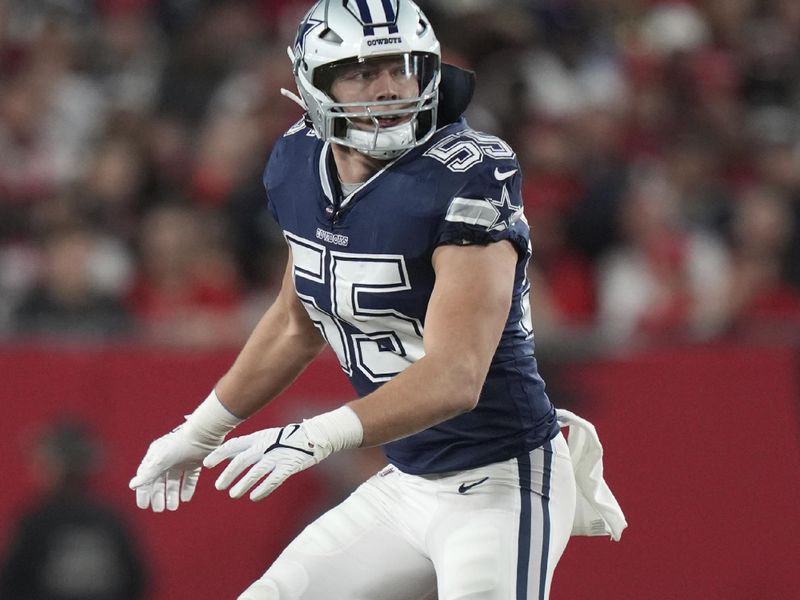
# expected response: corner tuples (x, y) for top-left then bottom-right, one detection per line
(347, 352), (484, 447)
(215, 304), (325, 418)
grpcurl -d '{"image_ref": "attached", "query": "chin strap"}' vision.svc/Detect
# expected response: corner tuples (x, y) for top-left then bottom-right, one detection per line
(280, 88), (307, 110)
(282, 45), (309, 111)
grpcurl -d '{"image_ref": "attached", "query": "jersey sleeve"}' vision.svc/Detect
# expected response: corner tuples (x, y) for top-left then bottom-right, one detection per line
(263, 138), (286, 225)
(263, 120), (316, 227)
(434, 159), (529, 255)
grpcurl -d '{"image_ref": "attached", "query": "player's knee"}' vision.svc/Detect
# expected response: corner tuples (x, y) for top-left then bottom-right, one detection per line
(237, 578), (281, 600)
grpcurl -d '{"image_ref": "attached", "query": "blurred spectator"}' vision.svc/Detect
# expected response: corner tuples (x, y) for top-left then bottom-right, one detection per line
(713, 185), (800, 337)
(565, 106), (631, 262)
(126, 203), (247, 347)
(596, 169), (731, 347)
(191, 45), (296, 208)
(664, 134), (733, 235)
(0, 420), (147, 600)
(81, 134), (149, 238)
(157, 0), (268, 127)
(191, 45), (296, 290)
(786, 197), (800, 290)
(11, 221), (133, 339)
(519, 118), (597, 344)
(745, 105), (800, 292)
(0, 74), (61, 235)
(91, 3), (165, 117)
(23, 16), (108, 186)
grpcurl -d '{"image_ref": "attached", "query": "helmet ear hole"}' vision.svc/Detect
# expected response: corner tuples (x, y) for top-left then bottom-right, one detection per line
(320, 28), (343, 44)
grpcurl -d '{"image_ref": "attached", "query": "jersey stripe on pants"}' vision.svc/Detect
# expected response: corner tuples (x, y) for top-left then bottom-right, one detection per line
(517, 440), (553, 600)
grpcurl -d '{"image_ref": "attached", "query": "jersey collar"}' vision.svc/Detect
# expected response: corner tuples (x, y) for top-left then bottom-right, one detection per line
(318, 141), (411, 211)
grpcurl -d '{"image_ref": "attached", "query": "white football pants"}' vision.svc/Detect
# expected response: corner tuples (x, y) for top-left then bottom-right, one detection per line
(238, 432), (576, 600)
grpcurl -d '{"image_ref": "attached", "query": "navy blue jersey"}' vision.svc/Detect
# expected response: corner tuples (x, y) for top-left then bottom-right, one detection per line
(264, 119), (559, 474)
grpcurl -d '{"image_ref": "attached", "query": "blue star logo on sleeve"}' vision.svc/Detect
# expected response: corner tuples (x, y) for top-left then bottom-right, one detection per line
(445, 184), (523, 232)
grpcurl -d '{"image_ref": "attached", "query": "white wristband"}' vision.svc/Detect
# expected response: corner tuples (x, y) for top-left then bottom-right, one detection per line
(303, 406), (364, 456)
(184, 390), (244, 446)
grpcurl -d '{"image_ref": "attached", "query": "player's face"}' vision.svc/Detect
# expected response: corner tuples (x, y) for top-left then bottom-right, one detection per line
(330, 55), (420, 129)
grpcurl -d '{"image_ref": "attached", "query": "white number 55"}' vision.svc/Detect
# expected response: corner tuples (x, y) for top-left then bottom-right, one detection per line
(286, 233), (425, 383)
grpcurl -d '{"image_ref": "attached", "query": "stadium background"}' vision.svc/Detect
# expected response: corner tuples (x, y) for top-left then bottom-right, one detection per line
(1, 0), (799, 598)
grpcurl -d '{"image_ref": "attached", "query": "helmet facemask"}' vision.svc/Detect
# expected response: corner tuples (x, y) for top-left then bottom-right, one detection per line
(309, 52), (439, 159)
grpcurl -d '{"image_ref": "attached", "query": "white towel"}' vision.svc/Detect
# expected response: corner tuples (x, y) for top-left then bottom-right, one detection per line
(557, 408), (628, 541)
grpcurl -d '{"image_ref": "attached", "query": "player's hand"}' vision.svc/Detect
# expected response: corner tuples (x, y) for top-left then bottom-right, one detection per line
(129, 425), (218, 512)
(203, 423), (326, 501)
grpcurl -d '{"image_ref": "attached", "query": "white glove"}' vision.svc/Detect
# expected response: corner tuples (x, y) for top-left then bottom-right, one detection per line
(128, 424), (214, 512)
(129, 391), (242, 512)
(203, 406), (363, 502)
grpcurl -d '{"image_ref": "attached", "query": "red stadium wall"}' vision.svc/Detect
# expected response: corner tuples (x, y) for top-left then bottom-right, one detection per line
(1, 342), (798, 599)
(553, 344), (800, 600)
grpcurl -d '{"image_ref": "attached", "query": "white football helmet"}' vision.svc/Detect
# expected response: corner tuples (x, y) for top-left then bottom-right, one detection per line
(286, 0), (441, 159)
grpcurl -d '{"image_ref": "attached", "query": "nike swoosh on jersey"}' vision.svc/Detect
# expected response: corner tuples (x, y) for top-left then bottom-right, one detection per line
(494, 168), (518, 181)
(458, 476), (489, 494)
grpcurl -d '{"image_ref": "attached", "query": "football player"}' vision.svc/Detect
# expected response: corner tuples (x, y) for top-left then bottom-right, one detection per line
(131, 1), (589, 597)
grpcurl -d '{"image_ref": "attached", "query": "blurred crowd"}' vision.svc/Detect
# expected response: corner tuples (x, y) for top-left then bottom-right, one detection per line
(1, 0), (799, 354)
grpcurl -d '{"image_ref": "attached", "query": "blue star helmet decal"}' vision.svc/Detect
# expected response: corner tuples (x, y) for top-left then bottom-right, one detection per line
(294, 17), (323, 56)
